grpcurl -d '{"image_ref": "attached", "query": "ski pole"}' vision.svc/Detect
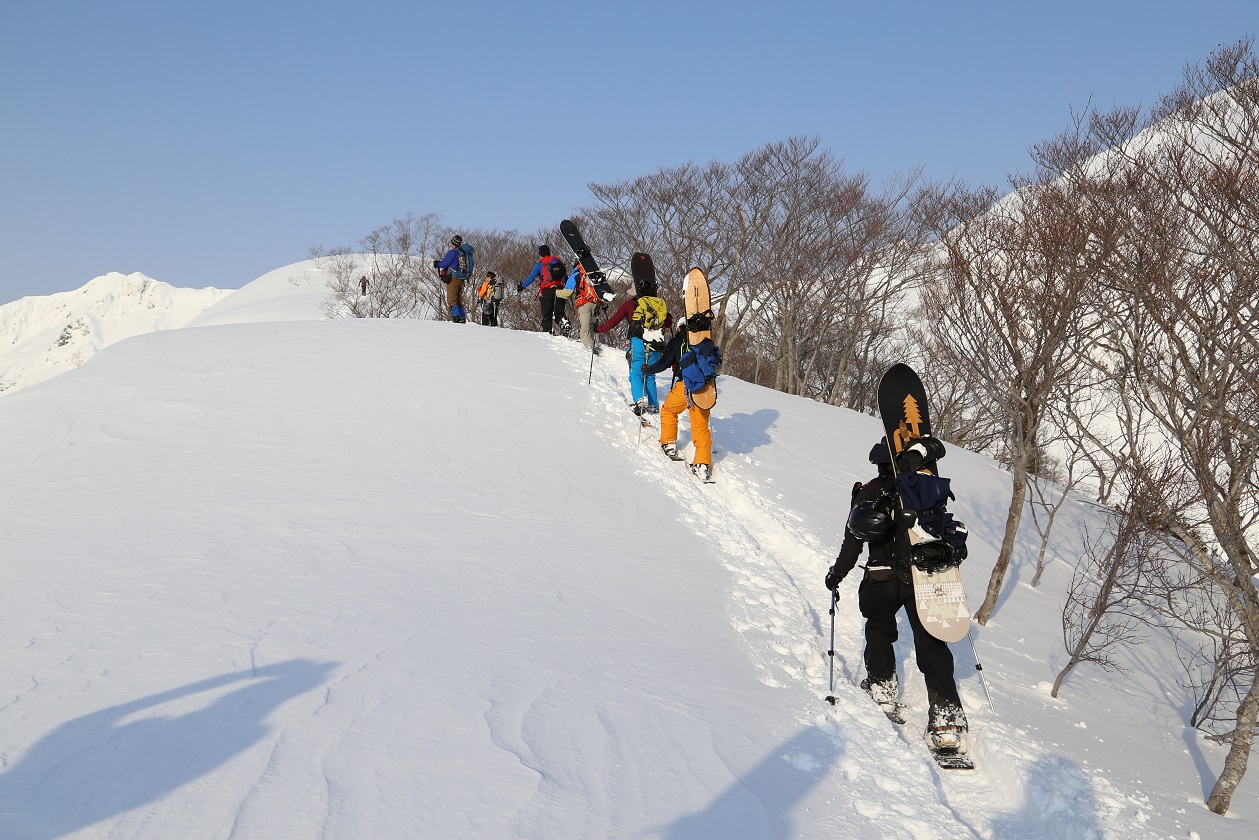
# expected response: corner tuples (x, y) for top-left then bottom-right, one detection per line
(587, 320), (599, 385)
(637, 364), (648, 446)
(825, 590), (839, 705)
(967, 628), (996, 715)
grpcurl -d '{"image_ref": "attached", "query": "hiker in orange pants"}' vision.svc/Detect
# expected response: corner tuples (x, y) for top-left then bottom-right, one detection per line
(643, 323), (713, 482)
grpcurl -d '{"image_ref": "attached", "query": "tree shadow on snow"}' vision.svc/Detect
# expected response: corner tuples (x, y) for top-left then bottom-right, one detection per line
(713, 409), (778, 456)
(0, 658), (335, 839)
(654, 725), (841, 840)
(989, 754), (1104, 840)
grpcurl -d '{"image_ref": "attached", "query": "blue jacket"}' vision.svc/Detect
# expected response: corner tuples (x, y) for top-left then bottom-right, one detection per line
(437, 247), (461, 274)
(521, 256), (564, 290)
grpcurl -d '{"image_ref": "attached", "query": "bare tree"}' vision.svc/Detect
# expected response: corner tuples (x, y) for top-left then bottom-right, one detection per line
(581, 137), (931, 409)
(1078, 39), (1259, 814)
(1051, 472), (1173, 698)
(918, 169), (1112, 625)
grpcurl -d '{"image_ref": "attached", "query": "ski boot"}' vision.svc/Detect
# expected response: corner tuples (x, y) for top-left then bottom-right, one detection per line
(661, 442), (684, 461)
(926, 702), (972, 768)
(861, 675), (905, 724)
(690, 463), (714, 484)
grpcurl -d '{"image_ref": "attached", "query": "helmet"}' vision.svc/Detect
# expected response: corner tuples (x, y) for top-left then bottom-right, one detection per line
(451, 234), (464, 247)
(868, 438), (893, 466)
(848, 499), (894, 542)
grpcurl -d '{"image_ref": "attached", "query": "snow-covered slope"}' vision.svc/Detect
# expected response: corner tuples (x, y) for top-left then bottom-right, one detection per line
(0, 272), (233, 394)
(0, 272), (1252, 838)
(184, 259), (332, 327)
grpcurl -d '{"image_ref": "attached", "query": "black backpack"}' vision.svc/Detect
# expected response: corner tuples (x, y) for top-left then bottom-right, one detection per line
(894, 471), (968, 572)
(545, 258), (567, 284)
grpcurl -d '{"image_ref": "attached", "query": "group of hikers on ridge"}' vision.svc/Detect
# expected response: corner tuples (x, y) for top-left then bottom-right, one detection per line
(430, 232), (966, 748)
(429, 234), (716, 483)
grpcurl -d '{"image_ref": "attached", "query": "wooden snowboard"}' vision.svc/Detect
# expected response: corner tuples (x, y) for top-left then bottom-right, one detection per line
(683, 267), (717, 410)
(910, 565), (971, 643)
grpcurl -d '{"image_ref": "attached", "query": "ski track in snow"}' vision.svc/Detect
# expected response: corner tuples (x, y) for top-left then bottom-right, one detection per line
(553, 336), (1132, 840)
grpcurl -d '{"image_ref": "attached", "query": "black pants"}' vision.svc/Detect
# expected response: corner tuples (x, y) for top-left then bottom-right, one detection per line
(481, 300), (500, 327)
(539, 287), (567, 334)
(858, 574), (961, 709)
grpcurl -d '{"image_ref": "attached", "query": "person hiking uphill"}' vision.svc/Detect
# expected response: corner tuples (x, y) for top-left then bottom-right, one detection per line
(434, 235), (472, 323)
(596, 275), (671, 415)
(641, 319), (713, 482)
(563, 265), (603, 352)
(517, 245), (569, 335)
(477, 271), (504, 327)
(824, 438), (968, 750)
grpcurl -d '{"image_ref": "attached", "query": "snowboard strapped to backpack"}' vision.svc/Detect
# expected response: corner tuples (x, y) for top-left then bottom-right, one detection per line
(893, 466), (968, 573)
(678, 336), (722, 393)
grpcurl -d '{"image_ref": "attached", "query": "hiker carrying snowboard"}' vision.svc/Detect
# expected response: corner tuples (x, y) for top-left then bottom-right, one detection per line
(825, 438), (967, 748)
(641, 318), (713, 482)
(596, 275), (671, 415)
(517, 245), (569, 335)
(563, 265), (603, 352)
(435, 234), (471, 323)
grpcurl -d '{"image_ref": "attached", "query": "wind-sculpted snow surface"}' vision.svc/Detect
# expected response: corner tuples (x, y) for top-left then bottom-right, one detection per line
(0, 309), (1252, 837)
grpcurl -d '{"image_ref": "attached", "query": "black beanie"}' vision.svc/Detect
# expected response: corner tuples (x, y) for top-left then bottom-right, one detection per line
(538, 245), (551, 257)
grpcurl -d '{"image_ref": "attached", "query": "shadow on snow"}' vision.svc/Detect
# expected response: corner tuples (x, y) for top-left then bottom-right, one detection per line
(0, 658), (335, 839)
(653, 725), (841, 840)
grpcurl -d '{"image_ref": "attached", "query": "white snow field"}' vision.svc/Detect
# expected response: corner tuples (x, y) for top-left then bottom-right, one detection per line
(0, 268), (1254, 839)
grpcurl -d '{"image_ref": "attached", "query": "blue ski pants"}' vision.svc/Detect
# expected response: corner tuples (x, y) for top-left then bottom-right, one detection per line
(628, 337), (661, 406)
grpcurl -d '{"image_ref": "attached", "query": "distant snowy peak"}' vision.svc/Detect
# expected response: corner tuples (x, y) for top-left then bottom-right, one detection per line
(0, 271), (234, 394)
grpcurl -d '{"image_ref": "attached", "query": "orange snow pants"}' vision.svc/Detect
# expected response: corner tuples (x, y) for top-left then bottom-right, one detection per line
(659, 381), (712, 466)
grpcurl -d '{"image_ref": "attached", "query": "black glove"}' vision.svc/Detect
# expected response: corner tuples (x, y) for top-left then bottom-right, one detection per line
(516, 283), (525, 293)
(432, 260), (441, 269)
(895, 436), (947, 473)
(825, 565), (844, 591)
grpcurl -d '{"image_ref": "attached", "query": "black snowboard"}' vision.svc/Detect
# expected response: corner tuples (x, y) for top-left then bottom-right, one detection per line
(559, 219), (616, 303)
(876, 363), (932, 460)
(630, 252), (656, 289)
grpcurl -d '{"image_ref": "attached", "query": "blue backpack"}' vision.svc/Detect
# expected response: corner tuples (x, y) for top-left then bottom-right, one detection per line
(453, 243), (475, 280)
(679, 337), (722, 392)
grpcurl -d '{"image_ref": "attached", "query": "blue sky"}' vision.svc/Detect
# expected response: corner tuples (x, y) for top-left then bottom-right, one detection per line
(1, 0), (1255, 303)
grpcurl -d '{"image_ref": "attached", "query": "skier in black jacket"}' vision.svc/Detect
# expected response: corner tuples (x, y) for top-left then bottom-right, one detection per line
(825, 438), (967, 748)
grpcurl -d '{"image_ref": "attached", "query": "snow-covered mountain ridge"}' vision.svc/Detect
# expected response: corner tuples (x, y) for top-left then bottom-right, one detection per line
(0, 272), (234, 394)
(0, 262), (1253, 838)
